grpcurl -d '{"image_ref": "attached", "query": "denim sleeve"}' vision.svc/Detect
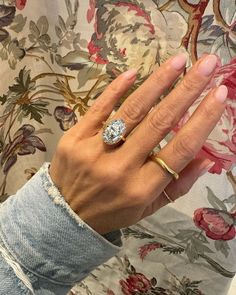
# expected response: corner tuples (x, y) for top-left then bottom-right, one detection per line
(0, 163), (122, 295)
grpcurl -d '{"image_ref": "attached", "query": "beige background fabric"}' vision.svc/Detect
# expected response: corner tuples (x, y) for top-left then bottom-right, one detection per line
(0, 1), (236, 294)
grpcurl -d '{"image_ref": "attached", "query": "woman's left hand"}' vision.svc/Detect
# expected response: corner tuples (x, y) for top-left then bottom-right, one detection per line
(49, 54), (226, 234)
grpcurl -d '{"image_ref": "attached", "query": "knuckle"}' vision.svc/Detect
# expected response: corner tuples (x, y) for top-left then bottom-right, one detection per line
(173, 133), (196, 162)
(148, 105), (175, 135)
(107, 81), (122, 97)
(89, 99), (107, 115)
(121, 98), (144, 123)
(98, 161), (124, 184)
(180, 75), (200, 93)
(150, 70), (169, 89)
(200, 103), (216, 121)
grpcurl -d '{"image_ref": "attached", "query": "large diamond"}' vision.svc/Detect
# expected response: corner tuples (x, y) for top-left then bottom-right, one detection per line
(102, 119), (126, 145)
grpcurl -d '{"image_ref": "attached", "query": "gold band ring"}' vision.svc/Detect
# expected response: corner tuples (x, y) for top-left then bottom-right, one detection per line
(163, 189), (174, 203)
(150, 154), (179, 180)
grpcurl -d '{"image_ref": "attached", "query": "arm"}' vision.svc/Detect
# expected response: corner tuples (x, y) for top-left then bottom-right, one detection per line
(0, 163), (122, 295)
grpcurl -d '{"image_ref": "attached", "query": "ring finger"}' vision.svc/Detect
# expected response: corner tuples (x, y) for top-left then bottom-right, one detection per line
(141, 85), (228, 201)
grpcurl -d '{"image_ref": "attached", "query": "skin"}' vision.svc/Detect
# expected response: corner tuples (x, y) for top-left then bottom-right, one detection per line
(50, 54), (227, 235)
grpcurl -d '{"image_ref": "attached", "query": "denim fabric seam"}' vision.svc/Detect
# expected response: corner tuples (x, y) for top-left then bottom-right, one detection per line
(0, 223), (76, 286)
(0, 239), (32, 295)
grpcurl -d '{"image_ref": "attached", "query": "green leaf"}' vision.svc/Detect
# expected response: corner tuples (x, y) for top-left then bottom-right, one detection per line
(21, 100), (51, 124)
(0, 94), (7, 105)
(37, 16), (49, 35)
(162, 245), (184, 255)
(122, 228), (154, 239)
(185, 242), (199, 263)
(9, 67), (35, 94)
(191, 237), (214, 254)
(174, 229), (200, 242)
(29, 21), (40, 38)
(214, 240), (230, 258)
(77, 64), (103, 88)
(223, 194), (236, 205)
(9, 14), (27, 33)
(65, 0), (73, 16)
(55, 26), (63, 39)
(58, 15), (67, 32)
(206, 186), (227, 211)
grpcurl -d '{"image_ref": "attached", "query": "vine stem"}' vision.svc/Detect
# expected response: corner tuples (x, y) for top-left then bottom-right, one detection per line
(0, 175), (7, 199)
(179, 0), (210, 63)
(25, 54), (55, 72)
(29, 90), (61, 100)
(159, 0), (176, 11)
(32, 72), (74, 82)
(3, 109), (19, 143)
(135, 224), (235, 278)
(213, 0), (236, 37)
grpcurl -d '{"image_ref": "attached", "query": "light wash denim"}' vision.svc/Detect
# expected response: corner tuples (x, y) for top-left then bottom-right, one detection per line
(0, 163), (122, 295)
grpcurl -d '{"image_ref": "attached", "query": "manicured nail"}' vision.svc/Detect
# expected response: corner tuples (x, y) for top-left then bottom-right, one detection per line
(215, 85), (228, 103)
(122, 69), (137, 80)
(199, 161), (215, 177)
(199, 52), (209, 58)
(171, 53), (187, 70)
(198, 54), (218, 76)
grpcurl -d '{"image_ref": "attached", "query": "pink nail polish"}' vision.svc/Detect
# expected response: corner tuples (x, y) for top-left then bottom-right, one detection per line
(122, 69), (137, 80)
(198, 55), (218, 76)
(171, 53), (187, 70)
(215, 85), (228, 103)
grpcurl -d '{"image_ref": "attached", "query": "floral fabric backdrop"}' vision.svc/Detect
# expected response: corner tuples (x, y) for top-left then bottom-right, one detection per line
(0, 0), (236, 294)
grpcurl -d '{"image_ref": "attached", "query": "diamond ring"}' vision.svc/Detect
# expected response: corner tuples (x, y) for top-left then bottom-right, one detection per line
(102, 119), (127, 145)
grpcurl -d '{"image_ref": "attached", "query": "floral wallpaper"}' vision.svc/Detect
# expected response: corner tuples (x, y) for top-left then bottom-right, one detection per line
(0, 1), (236, 294)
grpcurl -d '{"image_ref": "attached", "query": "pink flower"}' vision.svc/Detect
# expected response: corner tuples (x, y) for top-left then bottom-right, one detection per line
(193, 208), (236, 240)
(87, 1), (187, 78)
(138, 243), (162, 260)
(120, 273), (152, 295)
(176, 57), (236, 174)
(16, 0), (27, 10)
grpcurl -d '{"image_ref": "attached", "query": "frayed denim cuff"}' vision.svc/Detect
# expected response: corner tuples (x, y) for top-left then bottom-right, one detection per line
(0, 163), (122, 285)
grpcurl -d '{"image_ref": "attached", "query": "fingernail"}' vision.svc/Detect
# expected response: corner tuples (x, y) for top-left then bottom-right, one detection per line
(199, 52), (209, 58)
(199, 161), (215, 177)
(122, 69), (137, 80)
(215, 85), (228, 103)
(198, 54), (218, 76)
(171, 53), (187, 70)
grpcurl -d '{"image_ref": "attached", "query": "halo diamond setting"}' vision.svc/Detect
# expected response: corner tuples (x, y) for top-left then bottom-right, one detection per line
(102, 119), (126, 145)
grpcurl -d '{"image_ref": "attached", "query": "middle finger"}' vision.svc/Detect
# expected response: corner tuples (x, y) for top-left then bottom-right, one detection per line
(122, 54), (218, 163)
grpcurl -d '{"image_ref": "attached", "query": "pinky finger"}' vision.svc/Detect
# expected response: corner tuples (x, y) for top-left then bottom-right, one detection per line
(141, 157), (214, 218)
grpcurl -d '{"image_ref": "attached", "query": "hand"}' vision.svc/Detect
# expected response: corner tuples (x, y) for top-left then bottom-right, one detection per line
(49, 53), (227, 235)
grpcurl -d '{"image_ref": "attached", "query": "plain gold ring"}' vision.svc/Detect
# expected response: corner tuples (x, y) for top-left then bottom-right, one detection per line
(149, 153), (179, 180)
(163, 189), (174, 203)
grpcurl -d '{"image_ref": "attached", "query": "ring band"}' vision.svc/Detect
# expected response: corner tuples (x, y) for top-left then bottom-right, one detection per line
(163, 189), (174, 203)
(150, 154), (179, 180)
(102, 119), (127, 145)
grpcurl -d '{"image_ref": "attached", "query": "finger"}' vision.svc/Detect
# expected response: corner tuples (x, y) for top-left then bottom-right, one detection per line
(142, 84), (227, 192)
(97, 53), (187, 139)
(141, 158), (214, 218)
(70, 69), (137, 138)
(123, 55), (218, 163)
